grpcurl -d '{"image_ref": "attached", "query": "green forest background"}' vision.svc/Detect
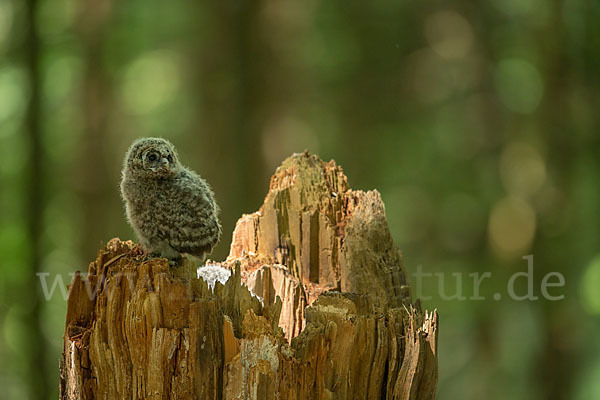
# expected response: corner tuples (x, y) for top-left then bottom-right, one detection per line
(1, 0), (600, 398)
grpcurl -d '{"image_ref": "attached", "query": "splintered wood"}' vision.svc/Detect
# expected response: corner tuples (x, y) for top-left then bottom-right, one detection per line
(60, 152), (438, 400)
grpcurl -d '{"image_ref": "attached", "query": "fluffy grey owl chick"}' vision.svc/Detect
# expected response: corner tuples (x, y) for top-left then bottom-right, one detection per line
(120, 137), (222, 262)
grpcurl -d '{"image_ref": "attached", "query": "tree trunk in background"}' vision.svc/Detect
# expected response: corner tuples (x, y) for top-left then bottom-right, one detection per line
(75, 0), (115, 261)
(194, 0), (268, 261)
(531, 2), (576, 400)
(60, 153), (438, 399)
(23, 0), (49, 398)
(194, 0), (311, 260)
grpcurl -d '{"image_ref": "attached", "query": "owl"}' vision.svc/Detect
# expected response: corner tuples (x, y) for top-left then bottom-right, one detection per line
(120, 137), (222, 262)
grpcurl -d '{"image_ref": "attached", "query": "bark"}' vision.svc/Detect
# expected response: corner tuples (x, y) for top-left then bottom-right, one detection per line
(60, 152), (438, 399)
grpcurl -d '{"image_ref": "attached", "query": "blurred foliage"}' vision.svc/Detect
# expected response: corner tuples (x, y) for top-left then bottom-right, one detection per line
(1, 0), (599, 399)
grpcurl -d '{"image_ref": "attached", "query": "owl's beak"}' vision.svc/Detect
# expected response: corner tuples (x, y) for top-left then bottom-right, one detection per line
(160, 158), (170, 172)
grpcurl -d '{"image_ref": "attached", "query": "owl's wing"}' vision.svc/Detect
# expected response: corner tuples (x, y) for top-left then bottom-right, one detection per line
(164, 172), (221, 258)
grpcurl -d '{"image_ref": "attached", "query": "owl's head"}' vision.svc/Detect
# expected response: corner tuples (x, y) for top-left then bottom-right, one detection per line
(124, 137), (181, 179)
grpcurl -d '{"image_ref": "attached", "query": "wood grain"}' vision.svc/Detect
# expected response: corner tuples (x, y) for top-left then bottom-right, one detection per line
(60, 152), (438, 399)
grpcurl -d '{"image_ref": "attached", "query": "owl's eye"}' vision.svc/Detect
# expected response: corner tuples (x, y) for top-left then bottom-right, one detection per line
(147, 153), (158, 162)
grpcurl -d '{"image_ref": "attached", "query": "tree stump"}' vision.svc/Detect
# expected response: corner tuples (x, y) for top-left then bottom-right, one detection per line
(60, 152), (438, 399)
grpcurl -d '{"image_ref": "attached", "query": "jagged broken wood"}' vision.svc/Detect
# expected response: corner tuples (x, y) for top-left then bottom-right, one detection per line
(60, 152), (438, 399)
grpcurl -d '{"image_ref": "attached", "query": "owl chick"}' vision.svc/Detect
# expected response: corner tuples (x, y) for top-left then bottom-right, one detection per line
(120, 137), (222, 262)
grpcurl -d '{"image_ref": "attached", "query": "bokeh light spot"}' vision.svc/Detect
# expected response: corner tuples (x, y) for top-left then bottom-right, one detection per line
(0, 134), (28, 178)
(37, 0), (77, 36)
(488, 196), (536, 258)
(0, 224), (27, 287)
(580, 256), (600, 315)
(407, 48), (482, 105)
(0, 0), (14, 49)
(120, 51), (181, 115)
(0, 66), (27, 125)
(408, 49), (454, 104)
(3, 307), (28, 354)
(500, 141), (546, 198)
(424, 11), (474, 60)
(494, 59), (544, 114)
(490, 0), (538, 17)
(43, 55), (82, 104)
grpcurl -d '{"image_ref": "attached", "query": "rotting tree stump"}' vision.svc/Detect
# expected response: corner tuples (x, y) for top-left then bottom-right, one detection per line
(60, 152), (438, 400)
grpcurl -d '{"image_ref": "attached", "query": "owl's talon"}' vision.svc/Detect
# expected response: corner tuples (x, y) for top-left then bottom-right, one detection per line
(129, 244), (146, 258)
